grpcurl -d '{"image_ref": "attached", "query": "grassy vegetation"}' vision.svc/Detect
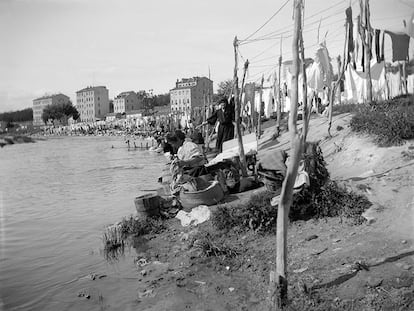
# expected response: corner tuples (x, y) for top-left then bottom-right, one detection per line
(119, 216), (166, 237)
(102, 216), (166, 261)
(189, 230), (240, 258)
(103, 225), (125, 261)
(211, 191), (277, 233)
(334, 96), (414, 147)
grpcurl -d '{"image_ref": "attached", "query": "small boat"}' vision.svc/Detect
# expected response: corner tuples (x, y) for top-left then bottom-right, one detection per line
(179, 180), (224, 211)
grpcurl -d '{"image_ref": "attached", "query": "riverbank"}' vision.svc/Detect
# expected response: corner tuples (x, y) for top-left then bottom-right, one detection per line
(0, 134), (36, 147)
(95, 112), (414, 310)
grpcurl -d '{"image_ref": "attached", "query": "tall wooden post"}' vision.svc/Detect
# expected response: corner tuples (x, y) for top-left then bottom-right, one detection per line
(275, 36), (283, 138)
(272, 70), (278, 135)
(402, 61), (408, 95)
(299, 30), (309, 141)
(329, 14), (348, 136)
(240, 60), (250, 136)
(336, 56), (342, 105)
(233, 36), (248, 177)
(269, 0), (304, 308)
(257, 74), (264, 139)
(358, 0), (373, 103)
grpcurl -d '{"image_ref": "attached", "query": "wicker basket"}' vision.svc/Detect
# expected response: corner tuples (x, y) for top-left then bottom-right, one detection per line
(258, 171), (284, 192)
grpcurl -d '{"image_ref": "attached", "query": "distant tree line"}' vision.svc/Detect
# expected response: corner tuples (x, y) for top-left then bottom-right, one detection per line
(137, 91), (170, 110)
(0, 108), (33, 123)
(42, 102), (79, 124)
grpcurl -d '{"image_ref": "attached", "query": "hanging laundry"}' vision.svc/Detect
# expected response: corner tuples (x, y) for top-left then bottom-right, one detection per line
(384, 31), (410, 62)
(387, 70), (402, 98)
(344, 60), (387, 103)
(307, 61), (324, 91)
(346, 6), (354, 63)
(404, 11), (414, 38)
(375, 29), (381, 63)
(380, 30), (385, 61)
(315, 43), (333, 86)
(353, 18), (360, 70)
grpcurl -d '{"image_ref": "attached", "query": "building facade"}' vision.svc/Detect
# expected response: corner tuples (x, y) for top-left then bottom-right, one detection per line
(170, 77), (213, 114)
(32, 93), (71, 126)
(75, 86), (109, 123)
(113, 91), (142, 113)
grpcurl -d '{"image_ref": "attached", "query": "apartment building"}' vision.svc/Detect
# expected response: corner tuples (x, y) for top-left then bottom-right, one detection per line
(75, 86), (109, 123)
(170, 77), (213, 113)
(32, 93), (71, 126)
(113, 91), (142, 113)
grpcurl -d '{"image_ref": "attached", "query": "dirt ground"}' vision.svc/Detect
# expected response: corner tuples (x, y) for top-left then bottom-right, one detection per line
(106, 114), (414, 310)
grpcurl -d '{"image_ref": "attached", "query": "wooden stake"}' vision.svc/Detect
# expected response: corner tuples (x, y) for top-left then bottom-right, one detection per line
(240, 60), (250, 136)
(299, 29), (309, 142)
(276, 36), (283, 137)
(358, 0), (373, 103)
(257, 74), (264, 139)
(233, 36), (248, 177)
(329, 15), (348, 136)
(269, 0), (304, 309)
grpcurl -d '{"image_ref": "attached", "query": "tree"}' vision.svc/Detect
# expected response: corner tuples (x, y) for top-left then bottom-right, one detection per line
(215, 79), (233, 101)
(0, 108), (33, 122)
(42, 102), (79, 125)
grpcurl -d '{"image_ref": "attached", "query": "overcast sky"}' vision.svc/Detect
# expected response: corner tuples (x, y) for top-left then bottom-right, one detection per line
(0, 0), (413, 112)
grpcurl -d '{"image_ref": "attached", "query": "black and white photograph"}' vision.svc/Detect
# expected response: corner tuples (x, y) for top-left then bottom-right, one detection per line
(0, 0), (414, 310)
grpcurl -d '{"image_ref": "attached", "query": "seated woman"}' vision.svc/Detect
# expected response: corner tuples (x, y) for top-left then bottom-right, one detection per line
(166, 130), (208, 193)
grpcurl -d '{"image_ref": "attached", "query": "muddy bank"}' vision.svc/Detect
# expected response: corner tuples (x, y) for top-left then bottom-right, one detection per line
(98, 114), (414, 310)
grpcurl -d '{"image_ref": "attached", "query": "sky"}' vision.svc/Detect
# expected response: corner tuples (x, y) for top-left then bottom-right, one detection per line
(0, 0), (413, 112)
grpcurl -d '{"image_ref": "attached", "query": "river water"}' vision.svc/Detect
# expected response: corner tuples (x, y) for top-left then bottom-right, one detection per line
(0, 136), (166, 311)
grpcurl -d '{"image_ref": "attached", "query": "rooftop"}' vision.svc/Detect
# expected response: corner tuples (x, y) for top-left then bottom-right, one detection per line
(33, 93), (69, 101)
(76, 86), (107, 93)
(115, 91), (136, 99)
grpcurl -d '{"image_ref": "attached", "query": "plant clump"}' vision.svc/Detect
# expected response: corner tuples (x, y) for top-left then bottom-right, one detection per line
(314, 181), (372, 224)
(103, 224), (125, 261)
(350, 96), (414, 147)
(211, 191), (277, 233)
(119, 216), (166, 237)
(190, 231), (240, 258)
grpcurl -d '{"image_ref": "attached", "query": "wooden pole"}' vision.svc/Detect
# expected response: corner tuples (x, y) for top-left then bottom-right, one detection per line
(358, 0), (373, 103)
(240, 60), (250, 136)
(336, 56), (342, 105)
(299, 29), (309, 142)
(272, 69), (278, 136)
(276, 36), (283, 138)
(329, 15), (348, 136)
(269, 0), (304, 308)
(257, 74), (264, 139)
(402, 61), (408, 95)
(233, 36), (248, 177)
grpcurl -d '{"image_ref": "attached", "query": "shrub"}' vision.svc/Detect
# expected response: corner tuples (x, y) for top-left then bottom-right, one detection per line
(314, 181), (372, 224)
(290, 142), (330, 221)
(350, 97), (414, 147)
(191, 231), (240, 258)
(119, 216), (166, 237)
(211, 191), (277, 233)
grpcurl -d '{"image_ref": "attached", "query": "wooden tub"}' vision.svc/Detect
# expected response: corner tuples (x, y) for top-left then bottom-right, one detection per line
(179, 180), (224, 211)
